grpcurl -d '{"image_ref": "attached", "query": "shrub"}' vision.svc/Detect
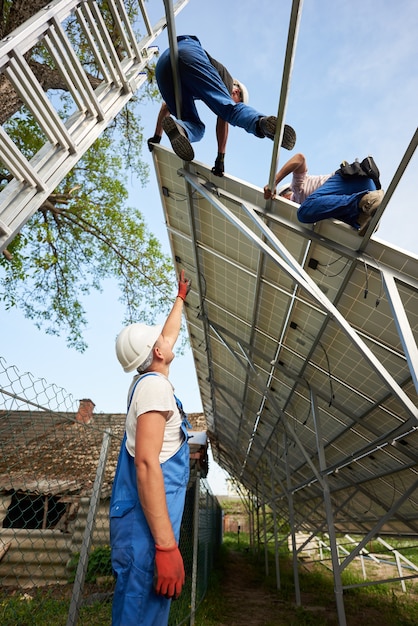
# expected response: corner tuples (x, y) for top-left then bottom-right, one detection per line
(68, 545), (113, 583)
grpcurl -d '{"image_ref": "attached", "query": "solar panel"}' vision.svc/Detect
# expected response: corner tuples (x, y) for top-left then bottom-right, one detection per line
(153, 145), (418, 536)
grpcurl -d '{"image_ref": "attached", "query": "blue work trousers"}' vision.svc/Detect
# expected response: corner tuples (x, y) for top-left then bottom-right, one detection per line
(110, 432), (190, 626)
(297, 172), (376, 229)
(155, 35), (265, 142)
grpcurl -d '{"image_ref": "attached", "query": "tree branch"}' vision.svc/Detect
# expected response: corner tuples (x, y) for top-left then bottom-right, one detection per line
(43, 202), (170, 294)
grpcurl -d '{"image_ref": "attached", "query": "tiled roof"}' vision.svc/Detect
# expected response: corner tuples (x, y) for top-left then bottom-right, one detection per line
(0, 410), (206, 497)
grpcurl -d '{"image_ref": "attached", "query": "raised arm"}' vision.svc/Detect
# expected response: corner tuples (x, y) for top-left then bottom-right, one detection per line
(161, 270), (191, 349)
(264, 152), (307, 199)
(147, 102), (170, 151)
(211, 116), (229, 177)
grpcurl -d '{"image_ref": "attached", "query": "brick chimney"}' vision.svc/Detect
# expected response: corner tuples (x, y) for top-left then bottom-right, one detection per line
(76, 398), (95, 424)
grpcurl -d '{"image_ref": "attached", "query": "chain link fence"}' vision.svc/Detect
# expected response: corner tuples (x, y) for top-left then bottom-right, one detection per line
(0, 356), (222, 625)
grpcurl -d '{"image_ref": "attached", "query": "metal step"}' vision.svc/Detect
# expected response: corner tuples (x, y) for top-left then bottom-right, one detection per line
(0, 0), (189, 253)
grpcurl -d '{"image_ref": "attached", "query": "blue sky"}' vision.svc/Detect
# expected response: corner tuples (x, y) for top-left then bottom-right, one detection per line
(1, 0), (417, 493)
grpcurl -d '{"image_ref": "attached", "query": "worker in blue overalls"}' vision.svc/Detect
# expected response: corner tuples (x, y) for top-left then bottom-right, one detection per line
(110, 270), (192, 626)
(147, 35), (296, 175)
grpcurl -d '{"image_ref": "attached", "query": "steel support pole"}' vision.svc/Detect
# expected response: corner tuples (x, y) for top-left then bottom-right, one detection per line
(267, 0), (304, 196)
(261, 480), (269, 576)
(162, 0), (182, 120)
(310, 389), (347, 626)
(284, 432), (301, 606)
(267, 456), (281, 590)
(249, 493), (255, 553)
(382, 269), (418, 396)
(256, 481), (261, 555)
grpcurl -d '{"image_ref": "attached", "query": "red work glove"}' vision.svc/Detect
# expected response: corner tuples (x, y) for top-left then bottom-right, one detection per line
(154, 544), (185, 599)
(177, 269), (191, 301)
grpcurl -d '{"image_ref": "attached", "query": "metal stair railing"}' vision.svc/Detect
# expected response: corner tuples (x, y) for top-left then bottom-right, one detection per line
(0, 0), (189, 254)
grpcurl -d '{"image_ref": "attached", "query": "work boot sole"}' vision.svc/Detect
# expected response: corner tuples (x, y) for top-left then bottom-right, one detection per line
(260, 117), (297, 150)
(162, 117), (194, 161)
(358, 212), (374, 236)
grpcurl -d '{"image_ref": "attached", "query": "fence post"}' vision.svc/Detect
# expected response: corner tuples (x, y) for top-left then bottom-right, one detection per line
(66, 429), (112, 626)
(189, 471), (201, 626)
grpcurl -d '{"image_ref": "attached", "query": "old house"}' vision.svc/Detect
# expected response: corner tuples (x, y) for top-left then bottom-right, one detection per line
(0, 401), (207, 588)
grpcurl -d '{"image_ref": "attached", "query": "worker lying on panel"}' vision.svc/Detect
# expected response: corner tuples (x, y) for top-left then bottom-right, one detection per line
(110, 270), (192, 626)
(147, 34), (296, 176)
(263, 152), (384, 236)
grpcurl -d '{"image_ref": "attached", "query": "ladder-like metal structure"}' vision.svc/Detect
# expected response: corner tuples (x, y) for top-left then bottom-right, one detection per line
(0, 0), (189, 253)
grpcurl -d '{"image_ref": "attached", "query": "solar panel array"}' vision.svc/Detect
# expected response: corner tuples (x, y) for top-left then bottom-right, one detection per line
(154, 146), (418, 536)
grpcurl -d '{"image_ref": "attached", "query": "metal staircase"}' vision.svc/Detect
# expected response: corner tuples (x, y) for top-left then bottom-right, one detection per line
(0, 0), (189, 253)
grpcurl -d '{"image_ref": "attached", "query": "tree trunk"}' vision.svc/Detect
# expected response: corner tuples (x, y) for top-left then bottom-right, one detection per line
(0, 0), (101, 125)
(0, 0), (51, 40)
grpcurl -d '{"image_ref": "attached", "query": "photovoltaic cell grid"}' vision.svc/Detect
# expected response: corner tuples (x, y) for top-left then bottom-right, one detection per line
(154, 146), (418, 535)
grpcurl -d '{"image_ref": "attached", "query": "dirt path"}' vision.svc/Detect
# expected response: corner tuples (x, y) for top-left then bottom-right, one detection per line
(207, 549), (418, 626)
(213, 550), (287, 626)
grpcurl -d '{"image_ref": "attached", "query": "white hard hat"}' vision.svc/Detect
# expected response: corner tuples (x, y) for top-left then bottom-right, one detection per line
(277, 183), (292, 197)
(115, 323), (163, 373)
(233, 79), (249, 104)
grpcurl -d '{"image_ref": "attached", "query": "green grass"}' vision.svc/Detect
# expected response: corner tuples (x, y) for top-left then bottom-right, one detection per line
(192, 543), (231, 626)
(0, 594), (68, 626)
(0, 589), (112, 626)
(1, 534), (418, 625)
(193, 533), (418, 626)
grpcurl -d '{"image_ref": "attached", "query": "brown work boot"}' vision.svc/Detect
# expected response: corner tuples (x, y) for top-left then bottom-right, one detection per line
(162, 117), (194, 161)
(258, 116), (296, 150)
(357, 190), (384, 236)
(359, 189), (384, 214)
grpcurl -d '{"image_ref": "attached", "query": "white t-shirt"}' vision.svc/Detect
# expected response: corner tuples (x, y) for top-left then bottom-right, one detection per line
(291, 170), (333, 204)
(125, 372), (183, 463)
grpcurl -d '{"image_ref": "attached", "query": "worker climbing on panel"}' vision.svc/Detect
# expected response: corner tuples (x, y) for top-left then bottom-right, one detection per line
(147, 34), (296, 176)
(263, 152), (384, 236)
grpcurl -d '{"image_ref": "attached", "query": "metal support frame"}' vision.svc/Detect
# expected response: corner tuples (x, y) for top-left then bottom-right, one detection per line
(310, 389), (347, 625)
(382, 269), (418, 393)
(357, 127), (417, 248)
(162, 0), (182, 120)
(267, 457), (281, 590)
(315, 534), (418, 591)
(267, 0), (304, 197)
(340, 477), (418, 573)
(150, 4), (418, 620)
(164, 159), (418, 606)
(284, 432), (301, 606)
(179, 168), (418, 422)
(261, 479), (269, 576)
(167, 172), (418, 560)
(259, 391), (418, 615)
(248, 491), (256, 552)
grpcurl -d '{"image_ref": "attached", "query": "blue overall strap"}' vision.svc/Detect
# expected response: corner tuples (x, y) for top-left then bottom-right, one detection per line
(129, 375), (190, 431)
(127, 372), (157, 411)
(174, 394), (192, 430)
(110, 373), (160, 517)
